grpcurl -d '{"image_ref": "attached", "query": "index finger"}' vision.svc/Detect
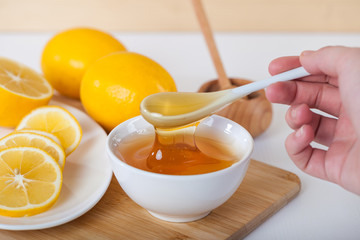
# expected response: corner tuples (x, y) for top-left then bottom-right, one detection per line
(267, 54), (342, 116)
(268, 56), (333, 85)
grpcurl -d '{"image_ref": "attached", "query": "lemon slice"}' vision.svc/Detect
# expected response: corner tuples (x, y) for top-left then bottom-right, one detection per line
(0, 132), (66, 170)
(0, 147), (62, 217)
(0, 57), (53, 127)
(16, 106), (82, 156)
(15, 129), (61, 145)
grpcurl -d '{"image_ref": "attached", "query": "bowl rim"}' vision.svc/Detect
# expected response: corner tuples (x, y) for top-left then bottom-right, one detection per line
(106, 114), (254, 180)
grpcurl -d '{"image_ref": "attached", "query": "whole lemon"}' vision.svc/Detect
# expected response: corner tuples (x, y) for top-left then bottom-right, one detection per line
(80, 52), (177, 132)
(41, 27), (126, 99)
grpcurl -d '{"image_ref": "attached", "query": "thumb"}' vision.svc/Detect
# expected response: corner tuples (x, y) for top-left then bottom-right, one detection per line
(299, 46), (351, 78)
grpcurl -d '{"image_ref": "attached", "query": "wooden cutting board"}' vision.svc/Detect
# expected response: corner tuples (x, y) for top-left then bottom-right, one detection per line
(1, 160), (300, 239)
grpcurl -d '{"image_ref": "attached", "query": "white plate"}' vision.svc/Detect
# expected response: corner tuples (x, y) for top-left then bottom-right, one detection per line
(0, 101), (113, 230)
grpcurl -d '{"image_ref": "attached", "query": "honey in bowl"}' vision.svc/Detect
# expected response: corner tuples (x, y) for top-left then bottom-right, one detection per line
(115, 89), (246, 175)
(107, 114), (254, 222)
(115, 121), (241, 175)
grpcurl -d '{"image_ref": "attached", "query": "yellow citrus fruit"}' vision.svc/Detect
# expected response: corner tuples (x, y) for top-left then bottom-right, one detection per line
(16, 129), (61, 146)
(0, 147), (62, 217)
(41, 27), (126, 99)
(16, 106), (82, 156)
(80, 52), (177, 132)
(0, 132), (66, 170)
(0, 57), (53, 127)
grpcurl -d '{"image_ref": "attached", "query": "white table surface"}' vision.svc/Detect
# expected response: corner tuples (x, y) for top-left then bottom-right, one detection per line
(1, 32), (360, 239)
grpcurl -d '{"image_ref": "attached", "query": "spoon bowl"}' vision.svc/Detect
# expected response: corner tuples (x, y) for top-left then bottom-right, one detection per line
(140, 67), (310, 128)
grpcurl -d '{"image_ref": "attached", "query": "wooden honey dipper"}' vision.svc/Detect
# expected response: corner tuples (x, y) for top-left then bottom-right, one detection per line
(191, 0), (273, 137)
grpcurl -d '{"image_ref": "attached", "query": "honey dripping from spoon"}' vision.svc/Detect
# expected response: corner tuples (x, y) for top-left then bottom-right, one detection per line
(146, 122), (236, 175)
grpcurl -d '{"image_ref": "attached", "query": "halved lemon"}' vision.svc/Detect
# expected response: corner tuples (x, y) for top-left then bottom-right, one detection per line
(0, 132), (66, 170)
(0, 147), (62, 217)
(16, 106), (82, 156)
(0, 57), (53, 127)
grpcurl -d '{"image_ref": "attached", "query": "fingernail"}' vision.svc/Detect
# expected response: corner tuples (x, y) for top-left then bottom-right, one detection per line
(295, 126), (304, 138)
(301, 50), (314, 56)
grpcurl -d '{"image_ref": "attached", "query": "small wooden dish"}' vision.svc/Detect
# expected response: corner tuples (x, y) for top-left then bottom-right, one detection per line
(198, 78), (273, 138)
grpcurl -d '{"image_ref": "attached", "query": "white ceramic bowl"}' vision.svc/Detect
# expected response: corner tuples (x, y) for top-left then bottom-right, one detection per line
(106, 115), (254, 222)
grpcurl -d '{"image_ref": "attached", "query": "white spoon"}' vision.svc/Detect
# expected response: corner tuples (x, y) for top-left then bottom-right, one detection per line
(140, 67), (310, 129)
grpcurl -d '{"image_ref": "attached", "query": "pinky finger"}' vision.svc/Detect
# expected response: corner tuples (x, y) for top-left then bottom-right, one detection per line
(285, 125), (328, 181)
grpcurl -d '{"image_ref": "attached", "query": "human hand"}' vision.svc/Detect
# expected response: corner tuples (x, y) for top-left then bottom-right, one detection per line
(266, 46), (360, 195)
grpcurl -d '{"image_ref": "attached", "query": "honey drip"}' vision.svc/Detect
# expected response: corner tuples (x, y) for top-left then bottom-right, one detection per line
(116, 122), (238, 175)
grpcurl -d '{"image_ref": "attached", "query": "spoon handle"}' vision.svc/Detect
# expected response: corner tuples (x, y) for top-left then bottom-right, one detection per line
(231, 67), (310, 97)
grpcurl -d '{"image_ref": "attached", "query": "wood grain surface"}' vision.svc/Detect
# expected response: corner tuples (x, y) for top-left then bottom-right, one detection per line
(0, 160), (300, 239)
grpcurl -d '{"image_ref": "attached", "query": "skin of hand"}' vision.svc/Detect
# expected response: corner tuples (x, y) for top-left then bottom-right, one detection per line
(265, 46), (360, 195)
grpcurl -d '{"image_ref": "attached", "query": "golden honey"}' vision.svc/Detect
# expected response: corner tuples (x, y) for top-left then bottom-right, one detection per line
(115, 122), (239, 175)
(115, 91), (243, 175)
(141, 92), (224, 116)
